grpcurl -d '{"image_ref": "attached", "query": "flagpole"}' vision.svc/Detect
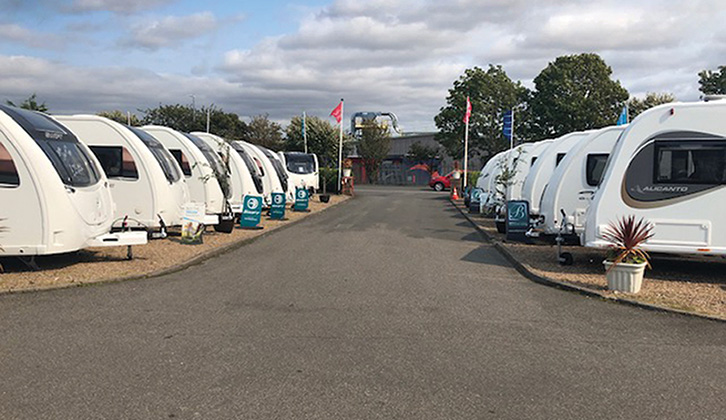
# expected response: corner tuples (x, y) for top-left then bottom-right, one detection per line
(463, 112), (469, 189)
(302, 111), (308, 154)
(337, 98), (344, 193)
(510, 108), (515, 150)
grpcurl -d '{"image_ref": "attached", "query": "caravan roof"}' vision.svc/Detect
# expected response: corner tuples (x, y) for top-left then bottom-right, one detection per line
(584, 101), (726, 255)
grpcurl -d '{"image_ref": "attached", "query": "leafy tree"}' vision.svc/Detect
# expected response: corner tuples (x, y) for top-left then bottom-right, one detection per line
(244, 114), (284, 150)
(407, 141), (440, 173)
(357, 124), (391, 184)
(627, 92), (676, 121)
(284, 114), (346, 166)
(5, 93), (48, 112)
(140, 103), (248, 139)
(98, 110), (141, 126)
(434, 65), (529, 161)
(529, 53), (629, 139)
(698, 66), (726, 95)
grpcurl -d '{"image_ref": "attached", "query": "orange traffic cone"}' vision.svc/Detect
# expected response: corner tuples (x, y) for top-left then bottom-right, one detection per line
(451, 186), (459, 200)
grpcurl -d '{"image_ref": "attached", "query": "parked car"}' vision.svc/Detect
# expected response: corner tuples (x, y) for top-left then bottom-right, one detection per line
(429, 171), (453, 191)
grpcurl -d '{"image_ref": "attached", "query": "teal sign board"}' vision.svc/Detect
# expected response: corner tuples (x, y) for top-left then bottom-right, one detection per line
(293, 187), (309, 211)
(469, 188), (483, 213)
(270, 192), (286, 220)
(506, 200), (529, 241)
(240, 195), (263, 228)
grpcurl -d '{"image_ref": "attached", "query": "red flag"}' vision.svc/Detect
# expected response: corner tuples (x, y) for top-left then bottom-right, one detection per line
(330, 101), (343, 123)
(463, 96), (471, 124)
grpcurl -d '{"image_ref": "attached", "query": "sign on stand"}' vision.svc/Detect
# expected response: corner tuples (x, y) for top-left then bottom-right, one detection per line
(293, 187), (310, 212)
(506, 200), (529, 242)
(181, 203), (206, 244)
(240, 195), (263, 229)
(269, 192), (287, 220)
(469, 188), (483, 214)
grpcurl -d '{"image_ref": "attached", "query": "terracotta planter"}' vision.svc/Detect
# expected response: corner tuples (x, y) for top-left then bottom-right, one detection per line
(603, 260), (646, 293)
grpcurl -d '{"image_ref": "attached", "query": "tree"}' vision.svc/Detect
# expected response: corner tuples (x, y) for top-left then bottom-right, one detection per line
(529, 53), (629, 139)
(434, 65), (529, 161)
(6, 93), (48, 112)
(407, 141), (440, 174)
(698, 66), (726, 95)
(98, 110), (141, 126)
(284, 115), (345, 166)
(140, 103), (248, 139)
(244, 114), (284, 150)
(627, 92), (676, 121)
(357, 124), (391, 184)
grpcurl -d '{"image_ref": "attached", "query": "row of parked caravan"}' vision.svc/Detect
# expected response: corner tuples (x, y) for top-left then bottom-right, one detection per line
(0, 105), (320, 258)
(476, 99), (726, 257)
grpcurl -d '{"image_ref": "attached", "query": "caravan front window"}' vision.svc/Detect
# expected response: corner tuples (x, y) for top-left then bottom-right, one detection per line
(184, 134), (226, 178)
(261, 147), (288, 191)
(231, 143), (264, 194)
(169, 150), (192, 177)
(127, 127), (181, 183)
(655, 142), (726, 184)
(284, 153), (315, 174)
(0, 141), (19, 186)
(555, 153), (566, 166)
(586, 154), (609, 187)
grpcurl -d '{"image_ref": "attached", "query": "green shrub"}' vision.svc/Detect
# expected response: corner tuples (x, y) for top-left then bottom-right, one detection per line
(467, 170), (480, 188)
(319, 167), (339, 194)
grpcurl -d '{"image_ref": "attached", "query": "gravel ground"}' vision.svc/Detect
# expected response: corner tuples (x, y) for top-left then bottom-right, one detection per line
(459, 201), (726, 319)
(0, 195), (349, 293)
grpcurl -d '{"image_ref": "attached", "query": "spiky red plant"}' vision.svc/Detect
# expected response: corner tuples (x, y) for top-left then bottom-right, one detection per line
(602, 215), (654, 270)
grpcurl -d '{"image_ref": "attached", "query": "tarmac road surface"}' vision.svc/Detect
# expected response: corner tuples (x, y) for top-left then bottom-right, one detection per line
(1, 185), (725, 419)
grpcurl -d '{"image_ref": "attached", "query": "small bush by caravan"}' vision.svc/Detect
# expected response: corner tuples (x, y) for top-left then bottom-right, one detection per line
(584, 100), (726, 256)
(56, 115), (190, 232)
(521, 131), (592, 217)
(192, 132), (264, 213)
(142, 126), (226, 225)
(538, 126), (625, 239)
(279, 152), (320, 193)
(0, 105), (146, 257)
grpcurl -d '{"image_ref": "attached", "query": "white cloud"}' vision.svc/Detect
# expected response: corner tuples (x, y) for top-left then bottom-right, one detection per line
(121, 12), (219, 50)
(0, 24), (60, 49)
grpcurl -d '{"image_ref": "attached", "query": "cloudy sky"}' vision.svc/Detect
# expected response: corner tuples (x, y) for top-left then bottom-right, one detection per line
(1, 0), (725, 132)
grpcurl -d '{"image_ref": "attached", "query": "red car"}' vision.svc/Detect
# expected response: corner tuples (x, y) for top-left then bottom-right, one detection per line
(429, 171), (453, 191)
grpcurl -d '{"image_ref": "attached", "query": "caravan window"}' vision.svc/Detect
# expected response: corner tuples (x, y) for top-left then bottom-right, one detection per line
(586, 154), (609, 187)
(127, 127), (181, 183)
(183, 134), (226, 178)
(90, 146), (138, 179)
(0, 141), (20, 186)
(655, 142), (726, 184)
(555, 153), (566, 167)
(284, 153), (315, 174)
(231, 143), (264, 194)
(530, 156), (538, 167)
(169, 149), (192, 177)
(261, 147), (288, 191)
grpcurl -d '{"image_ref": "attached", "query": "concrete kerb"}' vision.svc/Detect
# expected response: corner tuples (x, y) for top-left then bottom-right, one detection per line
(1, 196), (354, 296)
(449, 197), (726, 324)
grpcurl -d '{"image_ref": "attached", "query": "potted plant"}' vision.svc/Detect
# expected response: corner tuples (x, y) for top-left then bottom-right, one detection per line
(601, 215), (654, 293)
(319, 167), (335, 203)
(342, 158), (353, 178)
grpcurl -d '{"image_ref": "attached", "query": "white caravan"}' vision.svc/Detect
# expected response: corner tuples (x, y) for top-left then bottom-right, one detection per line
(521, 131), (592, 216)
(280, 152), (320, 193)
(142, 126), (225, 225)
(538, 126), (625, 238)
(584, 101), (726, 256)
(257, 145), (292, 201)
(192, 132), (264, 213)
(56, 115), (189, 231)
(234, 141), (285, 205)
(0, 105), (146, 257)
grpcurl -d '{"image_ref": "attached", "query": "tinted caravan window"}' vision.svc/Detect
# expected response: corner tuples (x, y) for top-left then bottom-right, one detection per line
(260, 147), (288, 191)
(0, 105), (100, 187)
(555, 153), (566, 166)
(169, 149), (192, 177)
(586, 153), (609, 187)
(0, 140), (20, 186)
(284, 153), (315, 174)
(530, 156), (538, 167)
(127, 126), (181, 183)
(90, 146), (138, 179)
(655, 141), (726, 184)
(183, 134), (226, 177)
(231, 143), (264, 194)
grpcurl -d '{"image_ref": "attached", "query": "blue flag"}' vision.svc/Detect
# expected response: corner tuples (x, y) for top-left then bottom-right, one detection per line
(617, 105), (628, 125)
(502, 110), (513, 139)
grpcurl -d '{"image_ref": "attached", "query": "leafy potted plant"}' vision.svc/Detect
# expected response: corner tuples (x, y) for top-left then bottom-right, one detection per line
(601, 215), (654, 293)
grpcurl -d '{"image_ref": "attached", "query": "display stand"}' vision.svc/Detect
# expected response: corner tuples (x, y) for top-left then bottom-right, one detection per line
(342, 176), (355, 196)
